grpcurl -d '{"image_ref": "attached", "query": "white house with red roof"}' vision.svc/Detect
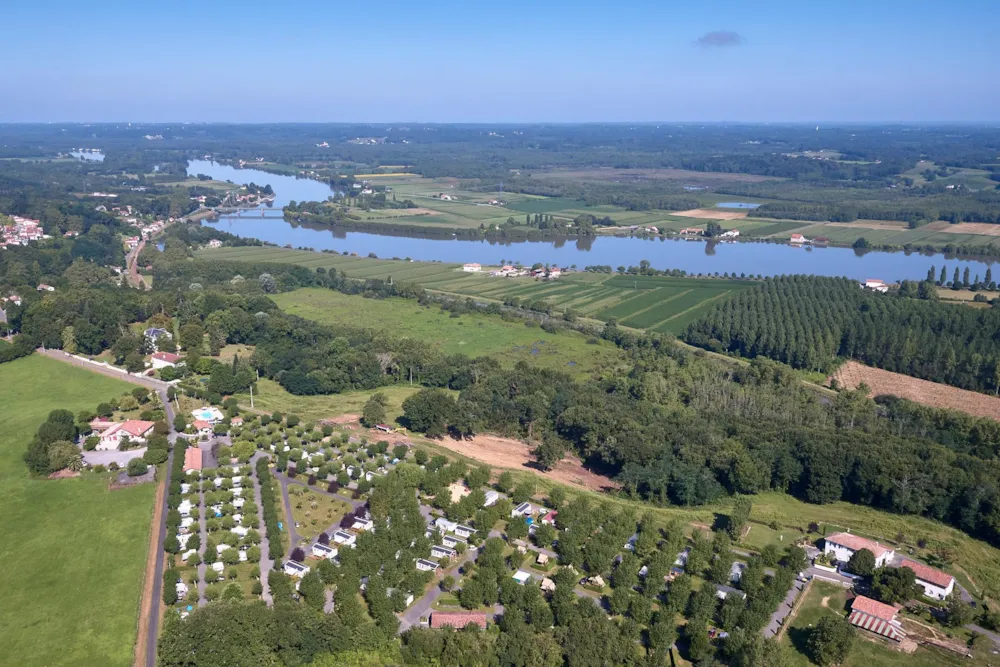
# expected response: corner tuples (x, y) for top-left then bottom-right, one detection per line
(151, 351), (183, 369)
(192, 420), (214, 437)
(848, 595), (906, 641)
(96, 420), (156, 450)
(898, 558), (955, 600)
(823, 532), (895, 567)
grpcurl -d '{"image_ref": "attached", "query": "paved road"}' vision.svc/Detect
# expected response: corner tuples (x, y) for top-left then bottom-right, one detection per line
(398, 529), (502, 633)
(144, 387), (178, 667)
(765, 578), (807, 637)
(276, 473), (304, 551)
(196, 483), (208, 607)
(274, 472), (366, 553)
(250, 452), (274, 605)
(38, 349), (172, 391)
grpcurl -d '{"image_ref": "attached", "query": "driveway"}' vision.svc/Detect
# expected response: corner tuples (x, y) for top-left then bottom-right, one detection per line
(82, 447), (147, 467)
(765, 577), (807, 637)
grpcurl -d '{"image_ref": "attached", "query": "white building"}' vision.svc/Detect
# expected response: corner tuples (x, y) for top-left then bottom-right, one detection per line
(863, 279), (889, 293)
(442, 535), (467, 549)
(483, 490), (500, 507)
(899, 559), (955, 600)
(434, 517), (458, 533)
(96, 420), (156, 451)
(454, 524), (476, 539)
(431, 545), (457, 560)
(333, 530), (357, 546)
(283, 561), (310, 578)
(462, 263), (482, 272)
(312, 543), (338, 560)
(416, 558), (441, 572)
(151, 351), (183, 369)
(823, 532), (895, 568)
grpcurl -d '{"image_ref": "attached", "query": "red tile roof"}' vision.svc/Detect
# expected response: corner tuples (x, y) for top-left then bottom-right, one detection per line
(183, 448), (203, 471)
(120, 420), (155, 437)
(825, 532), (894, 560)
(849, 609), (906, 641)
(898, 558), (954, 589)
(851, 595), (898, 621)
(151, 351), (182, 363)
(430, 612), (489, 629)
(193, 420), (212, 430)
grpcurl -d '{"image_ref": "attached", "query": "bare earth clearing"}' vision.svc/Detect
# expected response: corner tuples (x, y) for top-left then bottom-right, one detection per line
(672, 208), (748, 220)
(832, 360), (1000, 420)
(938, 222), (1000, 236)
(435, 433), (620, 492)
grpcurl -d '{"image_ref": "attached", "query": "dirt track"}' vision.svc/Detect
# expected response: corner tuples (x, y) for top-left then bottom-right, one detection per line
(832, 360), (1000, 420)
(433, 433), (620, 492)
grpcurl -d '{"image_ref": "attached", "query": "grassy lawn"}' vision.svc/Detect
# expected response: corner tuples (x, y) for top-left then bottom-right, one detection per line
(782, 581), (981, 667)
(287, 483), (353, 542)
(0, 355), (156, 667)
(270, 288), (623, 376)
(236, 381), (422, 423)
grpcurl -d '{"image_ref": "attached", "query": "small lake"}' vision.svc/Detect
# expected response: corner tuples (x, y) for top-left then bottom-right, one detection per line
(189, 160), (999, 282)
(71, 151), (104, 162)
(716, 202), (760, 209)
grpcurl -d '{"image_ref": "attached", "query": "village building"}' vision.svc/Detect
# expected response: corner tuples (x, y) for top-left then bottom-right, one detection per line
(415, 558), (441, 573)
(823, 532), (895, 568)
(898, 559), (955, 600)
(333, 530), (357, 547)
(183, 447), (203, 472)
(151, 351), (183, 369)
(430, 612), (490, 629)
(483, 489), (500, 506)
(789, 233), (809, 244)
(454, 524), (476, 539)
(192, 420), (214, 438)
(462, 263), (482, 272)
(540, 510), (558, 526)
(848, 596), (906, 642)
(36, 284), (55, 292)
(95, 420), (155, 450)
(283, 561), (310, 578)
(431, 545), (457, 560)
(312, 543), (338, 560)
(442, 534), (467, 549)
(863, 279), (890, 293)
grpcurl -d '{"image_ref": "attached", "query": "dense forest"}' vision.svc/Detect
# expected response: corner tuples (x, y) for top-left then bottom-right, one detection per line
(684, 275), (1000, 393)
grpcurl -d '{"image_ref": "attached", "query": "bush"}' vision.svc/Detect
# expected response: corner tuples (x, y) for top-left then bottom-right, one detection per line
(127, 459), (148, 477)
(144, 448), (168, 465)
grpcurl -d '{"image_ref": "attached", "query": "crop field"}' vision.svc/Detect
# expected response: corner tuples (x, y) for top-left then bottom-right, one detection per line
(773, 222), (1000, 248)
(197, 247), (754, 334)
(270, 288), (623, 376)
(0, 355), (155, 667)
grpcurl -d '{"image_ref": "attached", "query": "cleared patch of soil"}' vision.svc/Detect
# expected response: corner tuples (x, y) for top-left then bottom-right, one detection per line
(324, 414), (360, 425)
(936, 222), (1000, 236)
(672, 208), (748, 220)
(47, 469), (80, 479)
(435, 433), (620, 492)
(832, 360), (1000, 420)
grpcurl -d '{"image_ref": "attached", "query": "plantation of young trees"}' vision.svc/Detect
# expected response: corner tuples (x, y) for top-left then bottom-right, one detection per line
(684, 275), (1000, 393)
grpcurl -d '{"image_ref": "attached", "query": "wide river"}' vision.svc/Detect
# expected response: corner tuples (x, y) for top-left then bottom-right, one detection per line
(189, 160), (999, 281)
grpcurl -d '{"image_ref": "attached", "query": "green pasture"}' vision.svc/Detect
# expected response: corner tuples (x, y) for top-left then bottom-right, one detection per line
(0, 355), (155, 667)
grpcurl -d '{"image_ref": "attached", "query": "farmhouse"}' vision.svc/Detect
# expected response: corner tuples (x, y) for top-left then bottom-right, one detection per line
(462, 263), (482, 272)
(863, 279), (889, 293)
(283, 561), (310, 578)
(823, 532), (895, 567)
(719, 229), (740, 239)
(848, 596), (906, 642)
(312, 543), (338, 560)
(230, 416), (244, 428)
(547, 267), (561, 278)
(898, 559), (955, 600)
(150, 351), (183, 369)
(789, 233), (809, 244)
(415, 558), (441, 573)
(96, 420), (155, 450)
(430, 612), (490, 629)
(680, 227), (703, 235)
(36, 283), (55, 292)
(183, 447), (203, 472)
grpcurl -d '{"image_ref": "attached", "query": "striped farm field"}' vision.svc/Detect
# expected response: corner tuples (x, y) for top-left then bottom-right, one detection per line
(195, 246), (756, 334)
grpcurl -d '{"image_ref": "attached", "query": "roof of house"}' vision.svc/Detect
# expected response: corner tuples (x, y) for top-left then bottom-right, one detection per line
(849, 608), (906, 641)
(102, 420), (156, 439)
(898, 558), (954, 588)
(183, 448), (203, 471)
(230, 416), (244, 424)
(151, 351), (182, 363)
(284, 560), (308, 571)
(825, 532), (894, 559)
(850, 595), (898, 620)
(193, 419), (212, 430)
(430, 611), (490, 629)
(416, 558), (441, 569)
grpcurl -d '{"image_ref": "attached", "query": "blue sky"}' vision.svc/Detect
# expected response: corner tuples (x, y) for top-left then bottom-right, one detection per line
(3, 0), (997, 122)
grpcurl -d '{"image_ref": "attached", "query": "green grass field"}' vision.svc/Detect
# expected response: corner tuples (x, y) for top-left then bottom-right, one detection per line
(782, 580), (985, 666)
(270, 288), (623, 376)
(197, 246), (755, 334)
(0, 355), (156, 667)
(237, 381), (423, 424)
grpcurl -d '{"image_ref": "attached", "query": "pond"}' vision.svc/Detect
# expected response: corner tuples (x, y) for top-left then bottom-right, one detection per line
(189, 160), (999, 282)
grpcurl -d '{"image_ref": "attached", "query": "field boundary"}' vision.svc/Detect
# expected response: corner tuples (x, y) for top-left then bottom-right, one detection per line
(776, 578), (813, 640)
(133, 470), (167, 667)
